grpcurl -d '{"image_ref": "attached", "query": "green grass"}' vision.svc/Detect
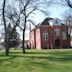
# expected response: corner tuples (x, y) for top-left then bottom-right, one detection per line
(0, 49), (72, 72)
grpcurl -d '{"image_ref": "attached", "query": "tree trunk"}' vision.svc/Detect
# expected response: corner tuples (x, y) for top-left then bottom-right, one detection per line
(2, 0), (9, 56)
(22, 12), (27, 53)
(5, 44), (9, 55)
(22, 30), (25, 53)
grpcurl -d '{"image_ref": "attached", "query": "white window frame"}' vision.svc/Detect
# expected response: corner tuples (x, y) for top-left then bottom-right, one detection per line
(42, 32), (48, 40)
(54, 28), (60, 37)
(62, 31), (67, 40)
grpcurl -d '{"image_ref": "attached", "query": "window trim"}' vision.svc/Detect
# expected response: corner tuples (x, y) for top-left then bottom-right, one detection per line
(42, 32), (48, 40)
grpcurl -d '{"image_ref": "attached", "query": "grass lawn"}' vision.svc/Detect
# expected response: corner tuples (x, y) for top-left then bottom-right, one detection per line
(0, 49), (72, 72)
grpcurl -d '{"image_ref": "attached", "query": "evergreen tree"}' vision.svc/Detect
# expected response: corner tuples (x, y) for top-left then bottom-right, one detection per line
(6, 23), (20, 48)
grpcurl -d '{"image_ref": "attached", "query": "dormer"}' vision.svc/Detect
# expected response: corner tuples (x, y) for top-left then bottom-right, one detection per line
(49, 18), (62, 26)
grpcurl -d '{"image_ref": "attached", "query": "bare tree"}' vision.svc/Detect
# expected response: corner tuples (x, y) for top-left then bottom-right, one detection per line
(17, 0), (52, 53)
(2, 0), (52, 54)
(60, 0), (72, 36)
(62, 0), (72, 8)
(2, 0), (25, 55)
(50, 0), (72, 7)
(2, 0), (9, 55)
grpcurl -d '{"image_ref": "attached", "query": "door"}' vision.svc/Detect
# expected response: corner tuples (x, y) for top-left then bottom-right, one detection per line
(55, 39), (60, 48)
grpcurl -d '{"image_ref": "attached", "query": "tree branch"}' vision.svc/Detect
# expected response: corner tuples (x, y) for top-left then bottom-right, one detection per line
(18, 25), (24, 30)
(65, 0), (72, 8)
(27, 20), (36, 26)
(26, 7), (36, 18)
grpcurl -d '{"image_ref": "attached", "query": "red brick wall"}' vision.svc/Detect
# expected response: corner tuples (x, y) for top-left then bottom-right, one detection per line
(29, 25), (70, 49)
(40, 25), (51, 49)
(35, 28), (41, 49)
(53, 26), (62, 48)
(52, 25), (70, 48)
(29, 30), (36, 49)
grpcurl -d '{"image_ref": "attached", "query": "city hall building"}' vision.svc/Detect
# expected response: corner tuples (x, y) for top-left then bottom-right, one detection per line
(29, 18), (70, 49)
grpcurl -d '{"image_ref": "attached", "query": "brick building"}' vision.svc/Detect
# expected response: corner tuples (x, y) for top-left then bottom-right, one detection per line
(29, 18), (70, 49)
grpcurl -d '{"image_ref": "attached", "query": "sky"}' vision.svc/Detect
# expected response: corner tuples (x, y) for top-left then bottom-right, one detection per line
(0, 0), (71, 40)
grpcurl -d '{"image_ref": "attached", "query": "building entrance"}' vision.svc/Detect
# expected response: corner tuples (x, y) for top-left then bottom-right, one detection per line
(55, 39), (60, 48)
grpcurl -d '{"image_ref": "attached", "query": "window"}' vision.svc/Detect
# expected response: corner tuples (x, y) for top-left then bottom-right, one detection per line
(62, 31), (67, 40)
(54, 28), (60, 37)
(42, 32), (48, 40)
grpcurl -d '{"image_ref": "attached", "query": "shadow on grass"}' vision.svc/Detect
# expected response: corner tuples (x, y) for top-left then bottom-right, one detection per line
(9, 51), (50, 54)
(9, 51), (72, 55)
(0, 53), (72, 63)
(0, 55), (16, 63)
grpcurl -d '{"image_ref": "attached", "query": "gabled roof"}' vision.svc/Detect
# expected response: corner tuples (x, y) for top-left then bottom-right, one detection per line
(41, 18), (53, 25)
(30, 18), (53, 32)
(30, 17), (65, 32)
(35, 17), (53, 27)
